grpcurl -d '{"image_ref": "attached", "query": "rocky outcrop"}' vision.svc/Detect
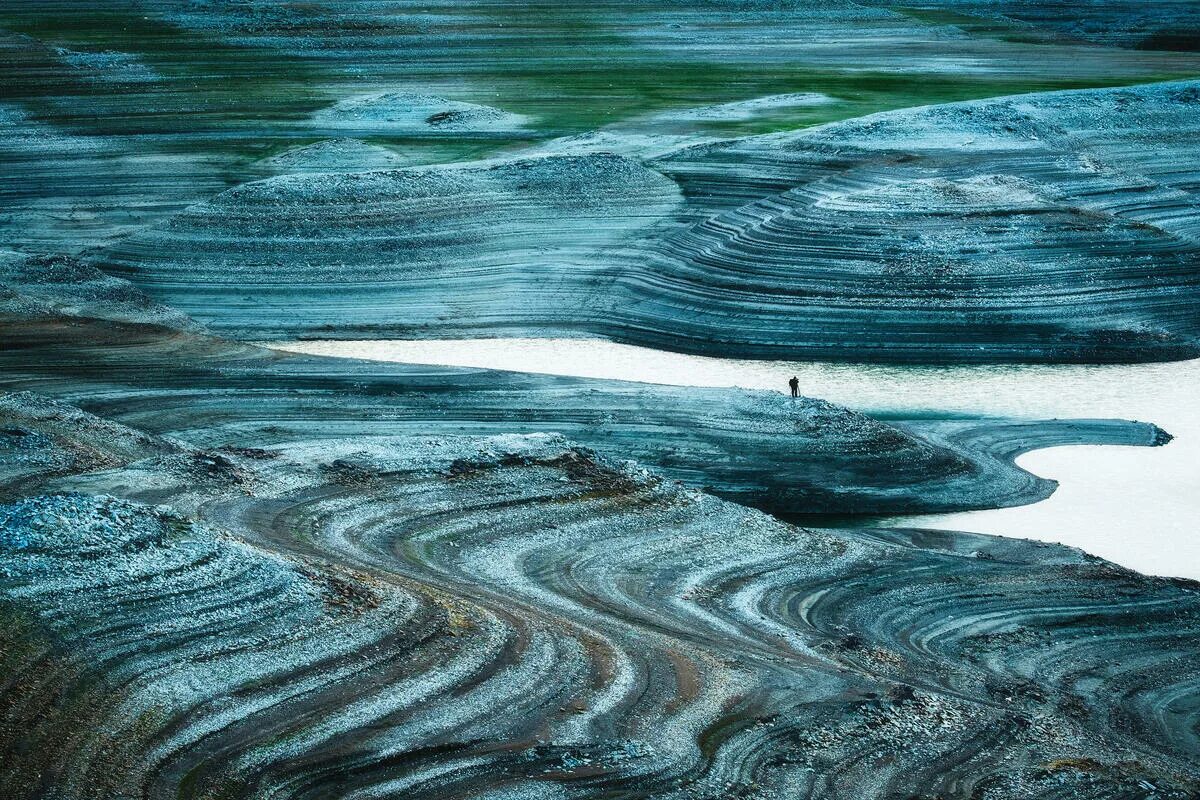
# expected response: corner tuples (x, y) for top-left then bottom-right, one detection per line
(640, 80), (1200, 362)
(93, 80), (1200, 363)
(98, 154), (682, 337)
(311, 91), (531, 135)
(0, 314), (1170, 517)
(0, 408), (1196, 799)
(0, 392), (176, 497)
(0, 252), (197, 330)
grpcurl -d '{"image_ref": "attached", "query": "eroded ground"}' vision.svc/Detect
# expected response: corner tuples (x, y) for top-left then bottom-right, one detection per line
(2, 2), (1199, 798)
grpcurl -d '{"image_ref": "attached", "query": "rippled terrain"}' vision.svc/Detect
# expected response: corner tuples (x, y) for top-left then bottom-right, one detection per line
(2, 2), (1199, 798)
(273, 338), (1200, 578)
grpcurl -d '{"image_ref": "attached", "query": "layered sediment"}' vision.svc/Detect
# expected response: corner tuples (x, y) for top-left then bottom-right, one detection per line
(0, 396), (1196, 799)
(0, 103), (236, 254)
(0, 309), (1168, 517)
(3, 4), (1199, 797)
(92, 80), (1200, 363)
(645, 80), (1200, 362)
(6, 0), (1200, 363)
(99, 154), (682, 338)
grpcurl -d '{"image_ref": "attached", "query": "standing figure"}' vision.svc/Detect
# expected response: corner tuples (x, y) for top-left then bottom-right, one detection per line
(788, 376), (799, 398)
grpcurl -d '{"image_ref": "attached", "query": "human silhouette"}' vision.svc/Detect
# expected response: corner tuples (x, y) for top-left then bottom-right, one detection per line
(788, 376), (799, 398)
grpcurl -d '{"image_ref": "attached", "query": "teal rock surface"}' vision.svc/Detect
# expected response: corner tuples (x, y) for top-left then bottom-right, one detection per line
(2, 3), (1199, 798)
(88, 80), (1200, 363)
(0, 401), (1196, 799)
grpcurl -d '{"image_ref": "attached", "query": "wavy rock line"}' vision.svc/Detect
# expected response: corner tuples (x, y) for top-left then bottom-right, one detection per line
(98, 153), (682, 338)
(87, 80), (1200, 363)
(0, 404), (1197, 799)
(0, 316), (1168, 517)
(640, 80), (1200, 362)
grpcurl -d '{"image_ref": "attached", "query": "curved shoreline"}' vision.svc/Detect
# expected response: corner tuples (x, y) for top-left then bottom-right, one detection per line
(265, 337), (1197, 576)
(4, 7), (1200, 793)
(1, 316), (1171, 524)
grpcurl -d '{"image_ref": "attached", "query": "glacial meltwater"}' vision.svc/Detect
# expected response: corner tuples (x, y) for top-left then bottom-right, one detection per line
(269, 338), (1200, 579)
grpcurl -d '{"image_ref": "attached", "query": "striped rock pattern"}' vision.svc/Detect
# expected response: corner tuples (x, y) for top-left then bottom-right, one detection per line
(5, 1), (1200, 364)
(0, 314), (1169, 517)
(2, 4), (1199, 797)
(88, 80), (1200, 363)
(99, 154), (682, 338)
(0, 400), (1197, 799)
(0, 103), (237, 255)
(637, 80), (1200, 362)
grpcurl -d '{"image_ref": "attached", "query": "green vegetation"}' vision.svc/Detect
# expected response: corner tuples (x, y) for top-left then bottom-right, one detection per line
(483, 61), (1184, 136)
(0, 10), (329, 132)
(1, 2), (1198, 158)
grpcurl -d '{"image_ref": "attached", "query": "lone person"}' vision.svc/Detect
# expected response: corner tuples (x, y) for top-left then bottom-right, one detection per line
(788, 376), (799, 398)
